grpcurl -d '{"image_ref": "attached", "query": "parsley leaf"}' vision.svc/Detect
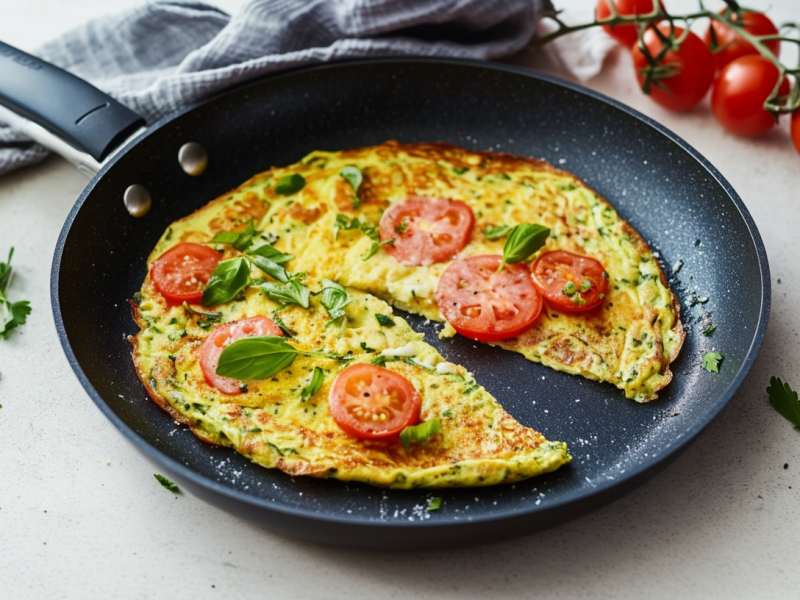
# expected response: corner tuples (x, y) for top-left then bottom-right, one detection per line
(702, 351), (723, 373)
(0, 248), (31, 340)
(483, 225), (513, 241)
(275, 174), (306, 195)
(201, 257), (251, 306)
(154, 474), (179, 493)
(300, 367), (325, 402)
(767, 377), (800, 427)
(399, 420), (442, 450)
(340, 166), (363, 209)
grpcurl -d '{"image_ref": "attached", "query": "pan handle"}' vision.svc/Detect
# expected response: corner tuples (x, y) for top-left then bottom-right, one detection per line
(0, 41), (145, 170)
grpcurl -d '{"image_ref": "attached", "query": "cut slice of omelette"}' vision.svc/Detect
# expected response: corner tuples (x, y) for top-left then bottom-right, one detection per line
(163, 141), (683, 402)
(132, 282), (569, 488)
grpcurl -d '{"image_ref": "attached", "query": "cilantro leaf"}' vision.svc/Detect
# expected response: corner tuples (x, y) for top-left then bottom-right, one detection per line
(0, 248), (31, 339)
(399, 420), (442, 450)
(154, 474), (180, 493)
(702, 351), (723, 373)
(767, 377), (800, 427)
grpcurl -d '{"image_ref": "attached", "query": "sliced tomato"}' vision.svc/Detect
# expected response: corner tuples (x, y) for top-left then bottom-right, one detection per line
(379, 197), (474, 266)
(150, 242), (221, 305)
(704, 9), (780, 72)
(435, 255), (542, 342)
(531, 250), (609, 314)
(328, 363), (421, 439)
(199, 316), (283, 395)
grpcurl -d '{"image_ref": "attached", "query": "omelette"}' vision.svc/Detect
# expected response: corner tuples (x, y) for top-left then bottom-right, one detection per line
(132, 141), (684, 488)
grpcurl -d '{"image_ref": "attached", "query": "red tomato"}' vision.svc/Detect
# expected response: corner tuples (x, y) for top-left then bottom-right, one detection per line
(328, 363), (421, 439)
(596, 0), (661, 48)
(150, 243), (221, 305)
(631, 25), (715, 111)
(379, 197), (474, 266)
(704, 9), (780, 72)
(792, 111), (800, 156)
(531, 251), (609, 314)
(199, 316), (283, 395)
(435, 255), (542, 342)
(711, 55), (789, 137)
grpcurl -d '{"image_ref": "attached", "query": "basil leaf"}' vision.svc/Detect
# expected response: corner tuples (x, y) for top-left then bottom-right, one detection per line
(217, 336), (344, 379)
(210, 231), (240, 244)
(262, 279), (310, 308)
(201, 257), (251, 306)
(247, 242), (294, 264)
(275, 174), (306, 195)
(210, 221), (256, 251)
(483, 225), (513, 241)
(399, 419), (442, 450)
(320, 279), (352, 321)
(154, 474), (179, 493)
(502, 224), (550, 264)
(340, 166), (363, 209)
(403, 357), (433, 371)
(301, 367), (325, 402)
(375, 314), (395, 327)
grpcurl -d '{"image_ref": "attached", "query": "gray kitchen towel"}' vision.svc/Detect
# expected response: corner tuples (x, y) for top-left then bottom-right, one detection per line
(0, 0), (554, 176)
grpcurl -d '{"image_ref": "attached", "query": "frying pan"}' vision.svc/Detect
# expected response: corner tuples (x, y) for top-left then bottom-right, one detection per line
(0, 43), (770, 550)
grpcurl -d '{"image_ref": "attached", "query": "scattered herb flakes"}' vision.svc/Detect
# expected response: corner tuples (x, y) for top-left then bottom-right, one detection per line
(702, 351), (723, 373)
(154, 474), (179, 493)
(360, 341), (375, 353)
(428, 497), (443, 511)
(703, 325), (717, 336)
(767, 377), (800, 427)
(375, 314), (395, 327)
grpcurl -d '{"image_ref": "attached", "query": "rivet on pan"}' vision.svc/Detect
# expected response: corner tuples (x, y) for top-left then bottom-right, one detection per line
(124, 184), (152, 218)
(178, 142), (208, 176)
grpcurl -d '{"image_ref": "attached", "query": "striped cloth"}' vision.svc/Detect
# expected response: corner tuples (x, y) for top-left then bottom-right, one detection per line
(0, 0), (612, 176)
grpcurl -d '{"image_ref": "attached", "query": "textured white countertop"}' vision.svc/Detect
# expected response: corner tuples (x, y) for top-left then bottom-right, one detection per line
(2, 1), (799, 598)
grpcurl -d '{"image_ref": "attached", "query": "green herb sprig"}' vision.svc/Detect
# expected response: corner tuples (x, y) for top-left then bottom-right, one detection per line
(320, 279), (352, 323)
(0, 248), (31, 340)
(261, 278), (310, 308)
(767, 377), (800, 427)
(217, 336), (350, 380)
(154, 474), (180, 493)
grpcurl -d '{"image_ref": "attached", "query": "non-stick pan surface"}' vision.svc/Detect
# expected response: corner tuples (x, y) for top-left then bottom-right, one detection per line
(52, 59), (769, 550)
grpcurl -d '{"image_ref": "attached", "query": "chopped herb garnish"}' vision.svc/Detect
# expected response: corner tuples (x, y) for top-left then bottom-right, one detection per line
(702, 351), (723, 373)
(442, 409), (453, 418)
(483, 225), (514, 241)
(502, 224), (550, 266)
(399, 419), (442, 450)
(360, 341), (375, 353)
(217, 336), (349, 380)
(562, 281), (577, 296)
(154, 474), (179, 493)
(0, 248), (31, 340)
(275, 174), (306, 195)
(340, 166), (363, 209)
(453, 167), (469, 175)
(375, 314), (395, 327)
(767, 377), (800, 427)
(403, 357), (434, 370)
(300, 367), (325, 402)
(580, 280), (592, 292)
(428, 497), (443, 510)
(201, 257), (251, 306)
(395, 220), (409, 234)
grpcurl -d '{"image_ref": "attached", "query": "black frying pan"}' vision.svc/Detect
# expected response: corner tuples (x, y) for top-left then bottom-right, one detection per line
(0, 44), (769, 550)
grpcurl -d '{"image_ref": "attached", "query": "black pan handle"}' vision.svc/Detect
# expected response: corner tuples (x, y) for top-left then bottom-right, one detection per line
(0, 41), (145, 162)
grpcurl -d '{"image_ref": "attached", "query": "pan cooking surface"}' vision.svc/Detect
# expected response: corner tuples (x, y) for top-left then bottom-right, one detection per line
(52, 60), (768, 548)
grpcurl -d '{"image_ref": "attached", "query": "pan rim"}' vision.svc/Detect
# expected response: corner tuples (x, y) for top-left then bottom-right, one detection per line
(50, 57), (771, 533)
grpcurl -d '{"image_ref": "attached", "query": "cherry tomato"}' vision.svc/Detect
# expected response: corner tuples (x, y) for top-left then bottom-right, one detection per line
(531, 251), (609, 314)
(631, 25), (715, 111)
(328, 363), (421, 439)
(435, 255), (542, 342)
(704, 9), (780, 72)
(596, 0), (661, 49)
(199, 316), (283, 395)
(150, 242), (221, 305)
(792, 110), (800, 156)
(379, 197), (474, 266)
(711, 55), (789, 137)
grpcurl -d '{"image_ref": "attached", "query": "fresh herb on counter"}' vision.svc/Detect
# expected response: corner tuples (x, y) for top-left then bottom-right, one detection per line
(0, 248), (31, 340)
(767, 377), (800, 427)
(154, 474), (180, 493)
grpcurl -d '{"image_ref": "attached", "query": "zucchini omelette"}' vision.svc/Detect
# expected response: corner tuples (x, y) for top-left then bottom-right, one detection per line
(131, 141), (684, 489)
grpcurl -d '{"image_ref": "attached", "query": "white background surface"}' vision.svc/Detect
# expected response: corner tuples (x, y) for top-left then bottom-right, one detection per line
(1, 1), (799, 598)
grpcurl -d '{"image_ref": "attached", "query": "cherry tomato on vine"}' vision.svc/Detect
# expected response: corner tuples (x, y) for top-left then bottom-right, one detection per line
(199, 316), (283, 395)
(792, 111), (800, 156)
(631, 24), (715, 112)
(530, 251), (609, 314)
(595, 0), (662, 49)
(435, 255), (542, 342)
(711, 55), (789, 137)
(703, 9), (780, 72)
(328, 363), (421, 439)
(150, 242), (221, 305)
